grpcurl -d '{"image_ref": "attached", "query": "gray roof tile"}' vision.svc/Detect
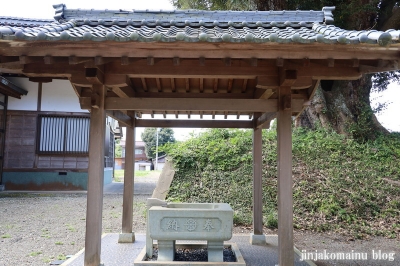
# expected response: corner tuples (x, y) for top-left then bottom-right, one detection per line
(0, 5), (398, 47)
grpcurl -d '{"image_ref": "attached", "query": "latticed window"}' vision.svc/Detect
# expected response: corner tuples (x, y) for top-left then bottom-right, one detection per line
(37, 115), (90, 154)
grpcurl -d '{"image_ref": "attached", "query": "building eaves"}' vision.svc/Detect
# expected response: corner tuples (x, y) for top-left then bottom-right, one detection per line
(0, 76), (28, 99)
(0, 5), (398, 47)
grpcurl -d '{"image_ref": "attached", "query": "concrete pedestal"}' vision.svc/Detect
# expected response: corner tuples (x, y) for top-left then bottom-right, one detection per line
(118, 232), (135, 243)
(157, 240), (175, 261)
(250, 233), (266, 245)
(207, 241), (223, 262)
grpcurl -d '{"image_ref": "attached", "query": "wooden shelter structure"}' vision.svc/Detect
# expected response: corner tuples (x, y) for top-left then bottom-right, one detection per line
(1, 4), (400, 265)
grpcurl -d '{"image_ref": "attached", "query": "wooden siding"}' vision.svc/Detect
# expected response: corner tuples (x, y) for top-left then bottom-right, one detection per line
(4, 110), (89, 171)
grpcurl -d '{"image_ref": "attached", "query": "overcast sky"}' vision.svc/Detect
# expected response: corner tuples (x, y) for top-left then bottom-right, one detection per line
(1, 0), (399, 139)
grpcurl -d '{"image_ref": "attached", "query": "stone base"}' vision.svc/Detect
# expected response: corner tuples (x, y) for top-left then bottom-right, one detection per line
(207, 241), (223, 262)
(249, 233), (266, 245)
(157, 240), (176, 261)
(134, 243), (246, 266)
(118, 232), (135, 243)
(0, 185), (4, 191)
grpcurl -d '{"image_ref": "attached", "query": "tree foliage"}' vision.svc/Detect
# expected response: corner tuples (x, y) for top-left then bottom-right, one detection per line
(115, 139), (122, 158)
(171, 0), (400, 140)
(141, 128), (176, 158)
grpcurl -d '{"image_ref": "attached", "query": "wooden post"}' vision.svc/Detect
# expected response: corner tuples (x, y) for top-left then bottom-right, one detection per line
(119, 121), (136, 243)
(277, 86), (294, 265)
(250, 112), (266, 245)
(84, 84), (106, 266)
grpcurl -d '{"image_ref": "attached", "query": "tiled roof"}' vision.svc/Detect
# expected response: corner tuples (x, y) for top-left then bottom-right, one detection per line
(0, 16), (55, 27)
(0, 5), (398, 46)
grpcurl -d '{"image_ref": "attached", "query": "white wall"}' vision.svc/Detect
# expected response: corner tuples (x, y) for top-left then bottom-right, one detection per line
(7, 77), (38, 111)
(7, 78), (87, 113)
(42, 80), (87, 113)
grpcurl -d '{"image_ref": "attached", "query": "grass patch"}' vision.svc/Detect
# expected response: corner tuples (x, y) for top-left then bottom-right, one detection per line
(57, 254), (67, 260)
(165, 128), (400, 239)
(55, 241), (63, 245)
(66, 224), (77, 232)
(29, 251), (42, 256)
(1, 234), (11, 238)
(114, 170), (153, 182)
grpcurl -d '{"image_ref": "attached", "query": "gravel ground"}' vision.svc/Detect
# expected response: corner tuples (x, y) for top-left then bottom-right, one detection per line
(0, 193), (148, 266)
(0, 173), (399, 266)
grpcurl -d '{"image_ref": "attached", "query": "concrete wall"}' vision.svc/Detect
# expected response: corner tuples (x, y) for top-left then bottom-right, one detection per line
(2, 171), (88, 190)
(3, 168), (113, 191)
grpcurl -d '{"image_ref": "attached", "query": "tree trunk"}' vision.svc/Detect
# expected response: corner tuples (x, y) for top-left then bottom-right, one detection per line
(295, 76), (388, 141)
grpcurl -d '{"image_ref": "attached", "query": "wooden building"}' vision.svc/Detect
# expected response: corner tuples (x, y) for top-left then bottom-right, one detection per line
(1, 4), (399, 265)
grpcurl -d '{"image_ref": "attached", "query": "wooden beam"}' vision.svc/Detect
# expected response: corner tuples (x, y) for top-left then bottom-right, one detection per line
(121, 56), (130, 65)
(251, 58), (258, 67)
(135, 90), (253, 99)
(199, 78), (204, 92)
(252, 112), (263, 236)
(135, 119), (253, 128)
(277, 85), (294, 266)
(106, 110), (133, 127)
(147, 57), (154, 66)
(91, 92), (100, 109)
(79, 97), (91, 109)
(256, 75), (312, 90)
(171, 78), (176, 92)
(328, 58), (335, 67)
(359, 60), (399, 73)
(156, 78), (162, 92)
(199, 57), (205, 66)
(280, 69), (297, 87)
(84, 84), (106, 266)
(111, 86), (135, 98)
(256, 112), (276, 129)
(119, 124), (135, 243)
(224, 57), (231, 66)
(86, 68), (104, 84)
(173, 57), (180, 66)
(69, 56), (90, 65)
(213, 79), (218, 93)
(105, 97), (304, 112)
(141, 78), (148, 91)
(185, 78), (190, 92)
(276, 58), (284, 67)
(44, 55), (54, 65)
(227, 79), (233, 93)
(28, 77), (52, 83)
(242, 79), (248, 92)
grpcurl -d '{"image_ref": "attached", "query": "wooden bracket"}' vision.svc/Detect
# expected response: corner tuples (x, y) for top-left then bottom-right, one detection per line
(255, 112), (276, 129)
(44, 56), (54, 65)
(86, 68), (104, 84)
(199, 57), (205, 66)
(173, 57), (180, 66)
(276, 58), (284, 67)
(224, 57), (231, 66)
(91, 92), (100, 108)
(279, 69), (297, 87)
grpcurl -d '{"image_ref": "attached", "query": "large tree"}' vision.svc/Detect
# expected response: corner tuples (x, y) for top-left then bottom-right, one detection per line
(141, 128), (176, 158)
(171, 0), (400, 141)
